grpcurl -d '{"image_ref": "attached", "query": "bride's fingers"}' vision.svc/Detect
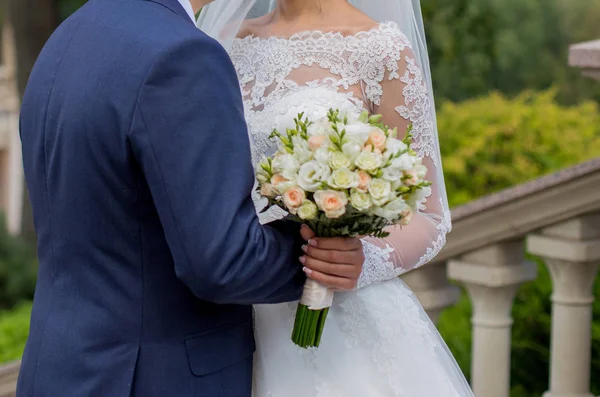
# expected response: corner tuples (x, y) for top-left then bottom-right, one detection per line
(302, 244), (365, 269)
(307, 236), (362, 251)
(301, 266), (358, 291)
(300, 256), (358, 279)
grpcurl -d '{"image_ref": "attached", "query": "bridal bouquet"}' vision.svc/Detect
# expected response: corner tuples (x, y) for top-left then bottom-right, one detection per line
(256, 109), (431, 348)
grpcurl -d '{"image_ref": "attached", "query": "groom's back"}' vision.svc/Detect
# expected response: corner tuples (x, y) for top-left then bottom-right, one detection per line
(17, 0), (253, 395)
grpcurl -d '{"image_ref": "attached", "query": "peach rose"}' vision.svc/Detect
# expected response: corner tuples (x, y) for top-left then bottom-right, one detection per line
(271, 173), (288, 186)
(282, 187), (306, 214)
(308, 135), (326, 152)
(403, 170), (419, 186)
(314, 190), (348, 219)
(357, 171), (372, 191)
(368, 129), (387, 152)
(260, 183), (278, 198)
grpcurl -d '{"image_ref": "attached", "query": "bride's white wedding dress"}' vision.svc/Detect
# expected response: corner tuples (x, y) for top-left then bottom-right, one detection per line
(229, 21), (474, 396)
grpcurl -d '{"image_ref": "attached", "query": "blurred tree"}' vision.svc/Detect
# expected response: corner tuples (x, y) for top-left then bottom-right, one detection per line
(421, 0), (600, 104)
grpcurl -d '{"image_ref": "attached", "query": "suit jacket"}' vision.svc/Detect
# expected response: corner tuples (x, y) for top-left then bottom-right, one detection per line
(17, 0), (304, 395)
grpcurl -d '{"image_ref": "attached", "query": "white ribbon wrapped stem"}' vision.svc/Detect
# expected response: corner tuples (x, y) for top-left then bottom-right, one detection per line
(299, 279), (334, 310)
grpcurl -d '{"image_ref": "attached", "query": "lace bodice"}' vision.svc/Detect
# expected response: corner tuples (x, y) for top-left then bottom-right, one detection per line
(229, 22), (451, 287)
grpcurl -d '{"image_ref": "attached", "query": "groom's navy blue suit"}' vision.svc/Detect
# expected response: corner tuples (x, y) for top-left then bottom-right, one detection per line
(17, 0), (305, 395)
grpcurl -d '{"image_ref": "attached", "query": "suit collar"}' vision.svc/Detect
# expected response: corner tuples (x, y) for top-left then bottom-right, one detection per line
(145, 0), (194, 24)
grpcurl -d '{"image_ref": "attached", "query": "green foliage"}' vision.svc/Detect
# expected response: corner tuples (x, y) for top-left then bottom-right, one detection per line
(421, 0), (600, 104)
(0, 217), (37, 310)
(58, 0), (88, 21)
(0, 302), (31, 364)
(437, 89), (600, 207)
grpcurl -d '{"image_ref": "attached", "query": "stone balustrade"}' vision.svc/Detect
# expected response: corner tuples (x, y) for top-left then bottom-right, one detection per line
(402, 159), (600, 397)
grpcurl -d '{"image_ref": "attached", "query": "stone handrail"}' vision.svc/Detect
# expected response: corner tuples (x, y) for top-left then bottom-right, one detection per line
(0, 361), (19, 397)
(403, 158), (600, 397)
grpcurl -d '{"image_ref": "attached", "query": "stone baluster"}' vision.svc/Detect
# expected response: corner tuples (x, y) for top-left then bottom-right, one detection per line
(527, 213), (600, 397)
(448, 241), (537, 397)
(402, 261), (460, 324)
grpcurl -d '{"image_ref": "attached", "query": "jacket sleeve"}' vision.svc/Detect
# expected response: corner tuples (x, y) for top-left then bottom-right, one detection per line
(128, 34), (305, 304)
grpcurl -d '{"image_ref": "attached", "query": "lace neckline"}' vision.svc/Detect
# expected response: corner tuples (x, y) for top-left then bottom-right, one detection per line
(234, 21), (397, 43)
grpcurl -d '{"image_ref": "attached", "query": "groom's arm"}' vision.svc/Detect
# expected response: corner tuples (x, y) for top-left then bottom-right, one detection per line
(129, 34), (305, 305)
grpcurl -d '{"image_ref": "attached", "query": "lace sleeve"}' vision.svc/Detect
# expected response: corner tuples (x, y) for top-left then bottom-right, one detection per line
(357, 38), (451, 289)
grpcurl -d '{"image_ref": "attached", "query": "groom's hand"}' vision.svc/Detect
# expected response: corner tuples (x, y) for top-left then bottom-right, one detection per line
(299, 226), (364, 291)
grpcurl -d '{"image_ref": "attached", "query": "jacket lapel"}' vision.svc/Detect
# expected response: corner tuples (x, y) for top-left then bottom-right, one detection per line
(145, 0), (194, 24)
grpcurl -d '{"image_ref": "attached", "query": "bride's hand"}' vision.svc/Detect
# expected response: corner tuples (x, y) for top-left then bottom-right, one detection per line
(299, 226), (364, 291)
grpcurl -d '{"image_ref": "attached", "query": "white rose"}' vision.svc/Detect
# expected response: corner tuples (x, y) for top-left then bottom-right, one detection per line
(297, 161), (331, 192)
(373, 198), (409, 221)
(292, 136), (313, 163)
(272, 153), (300, 174)
(350, 189), (372, 212)
(342, 141), (362, 161)
(344, 122), (371, 145)
(307, 119), (333, 136)
(328, 168), (360, 190)
(368, 178), (392, 206)
(314, 190), (348, 219)
(329, 152), (352, 170)
(355, 151), (383, 172)
(297, 200), (319, 220)
(381, 165), (403, 182)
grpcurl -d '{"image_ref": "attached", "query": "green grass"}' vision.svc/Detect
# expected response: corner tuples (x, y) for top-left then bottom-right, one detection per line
(0, 302), (31, 364)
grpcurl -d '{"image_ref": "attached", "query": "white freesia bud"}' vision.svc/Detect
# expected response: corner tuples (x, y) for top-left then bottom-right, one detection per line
(385, 137), (408, 155)
(307, 119), (333, 136)
(297, 200), (318, 220)
(350, 189), (372, 212)
(368, 178), (392, 206)
(282, 186), (306, 215)
(404, 170), (420, 186)
(414, 163), (428, 179)
(314, 147), (330, 165)
(272, 153), (300, 174)
(344, 122), (371, 145)
(354, 151), (383, 172)
(389, 153), (415, 172)
(400, 206), (414, 226)
(297, 161), (331, 192)
(329, 152), (352, 170)
(256, 169), (270, 184)
(291, 135), (313, 163)
(328, 168), (360, 190)
(314, 190), (348, 219)
(414, 185), (432, 204)
(373, 198), (409, 221)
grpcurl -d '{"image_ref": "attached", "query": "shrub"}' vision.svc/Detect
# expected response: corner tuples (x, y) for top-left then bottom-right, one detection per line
(0, 302), (31, 364)
(438, 89), (600, 207)
(0, 215), (37, 309)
